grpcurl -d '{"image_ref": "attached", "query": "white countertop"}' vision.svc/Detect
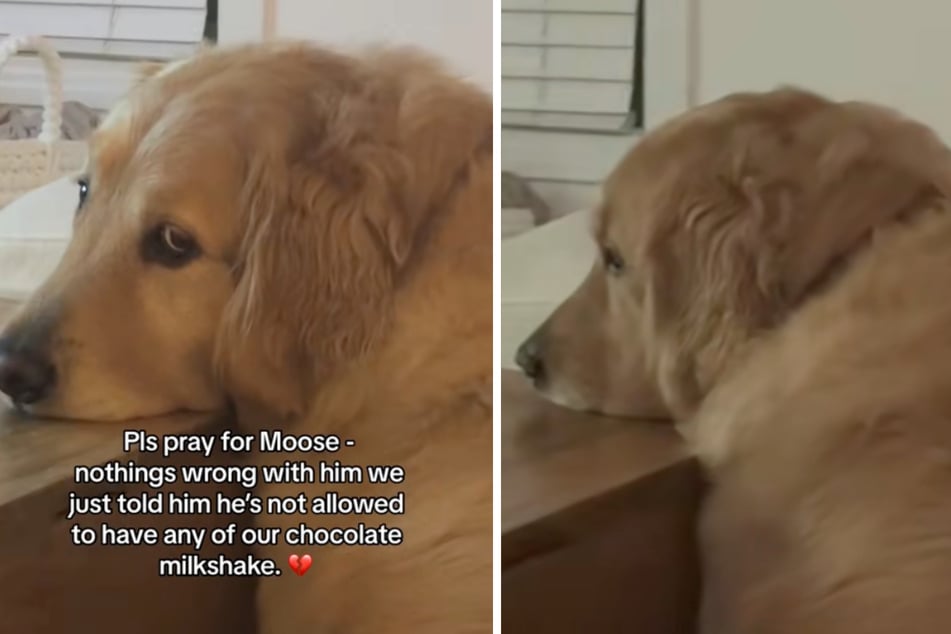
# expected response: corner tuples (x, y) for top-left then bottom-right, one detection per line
(501, 209), (596, 368)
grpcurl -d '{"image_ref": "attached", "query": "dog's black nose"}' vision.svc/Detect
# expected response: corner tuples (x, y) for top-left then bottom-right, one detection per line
(0, 345), (56, 406)
(515, 336), (544, 380)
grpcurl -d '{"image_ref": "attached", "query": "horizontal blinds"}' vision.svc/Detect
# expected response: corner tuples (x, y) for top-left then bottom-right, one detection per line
(501, 0), (641, 132)
(0, 0), (207, 60)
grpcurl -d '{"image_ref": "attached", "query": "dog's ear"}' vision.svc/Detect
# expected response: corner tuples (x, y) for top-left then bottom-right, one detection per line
(213, 53), (490, 418)
(644, 95), (951, 414)
(774, 103), (951, 303)
(382, 51), (492, 265)
(671, 99), (951, 317)
(215, 126), (406, 419)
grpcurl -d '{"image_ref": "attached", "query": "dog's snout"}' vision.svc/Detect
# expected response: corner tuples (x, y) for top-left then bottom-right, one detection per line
(0, 342), (56, 406)
(515, 334), (545, 380)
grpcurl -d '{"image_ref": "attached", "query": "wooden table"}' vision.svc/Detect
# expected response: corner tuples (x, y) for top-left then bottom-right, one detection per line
(0, 301), (254, 634)
(502, 370), (703, 633)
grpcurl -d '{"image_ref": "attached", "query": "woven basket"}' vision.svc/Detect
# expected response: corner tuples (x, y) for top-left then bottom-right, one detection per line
(0, 35), (87, 209)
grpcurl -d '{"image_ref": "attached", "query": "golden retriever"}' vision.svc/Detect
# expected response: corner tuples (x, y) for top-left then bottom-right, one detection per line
(0, 43), (492, 633)
(516, 88), (951, 633)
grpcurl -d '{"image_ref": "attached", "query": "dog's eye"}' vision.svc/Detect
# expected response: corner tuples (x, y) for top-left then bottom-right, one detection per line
(142, 223), (201, 267)
(602, 247), (625, 275)
(76, 178), (90, 211)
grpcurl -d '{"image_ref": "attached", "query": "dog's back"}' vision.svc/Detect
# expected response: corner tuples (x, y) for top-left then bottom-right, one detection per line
(693, 202), (951, 634)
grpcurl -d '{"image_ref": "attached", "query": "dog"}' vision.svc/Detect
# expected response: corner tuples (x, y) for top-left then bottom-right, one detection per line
(516, 88), (951, 633)
(0, 43), (492, 633)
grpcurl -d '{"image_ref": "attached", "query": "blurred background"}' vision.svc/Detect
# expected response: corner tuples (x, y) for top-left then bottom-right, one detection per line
(0, 0), (492, 114)
(502, 0), (951, 225)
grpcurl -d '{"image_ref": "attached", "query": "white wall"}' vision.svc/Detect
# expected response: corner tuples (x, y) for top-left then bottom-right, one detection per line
(267, 0), (492, 93)
(218, 0), (269, 44)
(697, 0), (951, 142)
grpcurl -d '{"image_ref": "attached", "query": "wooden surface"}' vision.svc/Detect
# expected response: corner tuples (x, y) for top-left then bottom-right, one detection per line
(0, 301), (254, 634)
(502, 370), (703, 633)
(503, 370), (691, 539)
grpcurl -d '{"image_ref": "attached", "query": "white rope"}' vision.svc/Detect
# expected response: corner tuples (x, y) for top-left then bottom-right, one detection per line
(0, 35), (65, 143)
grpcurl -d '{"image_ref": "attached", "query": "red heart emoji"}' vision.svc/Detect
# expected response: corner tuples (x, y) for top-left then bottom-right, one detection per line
(288, 553), (312, 577)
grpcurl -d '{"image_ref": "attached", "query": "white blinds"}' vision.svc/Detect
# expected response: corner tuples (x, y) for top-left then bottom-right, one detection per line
(0, 0), (208, 61)
(501, 0), (641, 132)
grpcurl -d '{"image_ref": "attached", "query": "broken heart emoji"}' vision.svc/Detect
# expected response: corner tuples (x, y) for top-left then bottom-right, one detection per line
(288, 553), (312, 577)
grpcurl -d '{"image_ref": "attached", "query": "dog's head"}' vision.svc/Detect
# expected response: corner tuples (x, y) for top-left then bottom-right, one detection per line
(0, 43), (490, 421)
(517, 88), (951, 420)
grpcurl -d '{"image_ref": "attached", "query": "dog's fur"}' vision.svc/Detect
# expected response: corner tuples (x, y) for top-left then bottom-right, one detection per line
(0, 43), (492, 632)
(521, 88), (951, 632)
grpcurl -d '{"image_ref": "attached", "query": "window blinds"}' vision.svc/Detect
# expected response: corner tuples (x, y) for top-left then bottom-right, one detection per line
(501, 0), (642, 133)
(0, 0), (208, 61)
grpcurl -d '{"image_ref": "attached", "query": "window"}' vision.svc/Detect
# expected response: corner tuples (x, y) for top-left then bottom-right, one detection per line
(0, 0), (212, 109)
(501, 0), (643, 134)
(501, 0), (691, 216)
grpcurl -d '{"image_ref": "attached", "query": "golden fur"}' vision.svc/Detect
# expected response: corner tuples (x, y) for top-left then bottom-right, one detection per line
(0, 43), (492, 632)
(521, 88), (951, 632)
